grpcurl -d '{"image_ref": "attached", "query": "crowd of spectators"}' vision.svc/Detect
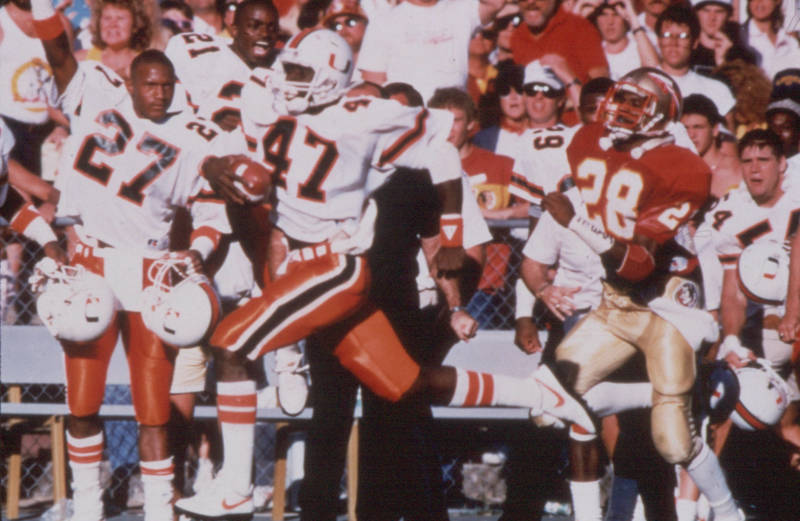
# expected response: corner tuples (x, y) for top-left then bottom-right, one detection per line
(2, 0), (800, 519)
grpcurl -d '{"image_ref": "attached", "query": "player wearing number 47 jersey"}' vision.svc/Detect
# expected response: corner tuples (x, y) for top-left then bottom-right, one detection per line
(175, 28), (599, 521)
(30, 0), (232, 519)
(542, 67), (744, 521)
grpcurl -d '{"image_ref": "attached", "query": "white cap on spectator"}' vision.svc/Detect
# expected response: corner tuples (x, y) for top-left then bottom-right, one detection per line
(523, 61), (564, 91)
(691, 0), (732, 10)
(766, 98), (800, 119)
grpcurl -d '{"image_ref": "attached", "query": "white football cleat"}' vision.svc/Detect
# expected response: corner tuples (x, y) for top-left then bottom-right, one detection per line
(174, 484), (253, 521)
(533, 365), (596, 435)
(274, 345), (309, 416)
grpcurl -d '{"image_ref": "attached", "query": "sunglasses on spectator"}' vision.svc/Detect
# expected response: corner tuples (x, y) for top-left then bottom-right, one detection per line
(659, 31), (691, 40)
(495, 14), (523, 31)
(327, 16), (364, 31)
(523, 83), (563, 98)
(496, 83), (523, 96)
(162, 18), (193, 34)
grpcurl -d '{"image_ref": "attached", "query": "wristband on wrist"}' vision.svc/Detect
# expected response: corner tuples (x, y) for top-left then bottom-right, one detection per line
(440, 213), (463, 247)
(632, 26), (646, 35)
(568, 214), (614, 254)
(449, 306), (466, 315)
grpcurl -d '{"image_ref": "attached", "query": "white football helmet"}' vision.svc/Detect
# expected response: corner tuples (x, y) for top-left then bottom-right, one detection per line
(737, 240), (790, 305)
(141, 256), (221, 348)
(271, 28), (354, 115)
(730, 359), (791, 431)
(31, 258), (117, 343)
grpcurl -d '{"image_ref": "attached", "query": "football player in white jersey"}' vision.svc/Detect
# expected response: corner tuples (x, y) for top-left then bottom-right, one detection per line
(30, 1), (233, 519)
(165, 0), (279, 132)
(167, 0), (309, 418)
(175, 28), (599, 520)
(705, 129), (800, 442)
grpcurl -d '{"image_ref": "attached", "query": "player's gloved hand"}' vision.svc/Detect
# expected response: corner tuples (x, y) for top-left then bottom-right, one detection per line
(514, 316), (542, 354)
(202, 154), (249, 205)
(717, 334), (756, 368)
(542, 191), (575, 227)
(450, 307), (477, 341)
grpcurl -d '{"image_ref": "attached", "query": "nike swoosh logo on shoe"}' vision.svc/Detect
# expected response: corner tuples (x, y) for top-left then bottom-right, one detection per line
(222, 496), (250, 510)
(535, 379), (565, 408)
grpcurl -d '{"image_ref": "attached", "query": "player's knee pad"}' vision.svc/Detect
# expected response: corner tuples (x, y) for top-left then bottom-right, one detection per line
(651, 392), (700, 465)
(333, 311), (420, 402)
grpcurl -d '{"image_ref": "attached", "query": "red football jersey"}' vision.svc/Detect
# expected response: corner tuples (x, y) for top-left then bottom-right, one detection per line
(568, 123), (710, 245)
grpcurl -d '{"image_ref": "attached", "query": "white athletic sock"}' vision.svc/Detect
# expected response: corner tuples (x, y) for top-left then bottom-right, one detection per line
(449, 368), (541, 408)
(583, 382), (653, 416)
(66, 431), (104, 521)
(140, 457), (174, 521)
(217, 380), (256, 497)
(569, 479), (603, 521)
(686, 443), (739, 521)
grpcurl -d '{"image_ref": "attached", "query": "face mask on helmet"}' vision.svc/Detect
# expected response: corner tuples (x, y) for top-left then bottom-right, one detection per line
(30, 258), (118, 343)
(730, 359), (791, 431)
(737, 240), (790, 305)
(600, 67), (681, 142)
(271, 28), (354, 115)
(141, 257), (221, 348)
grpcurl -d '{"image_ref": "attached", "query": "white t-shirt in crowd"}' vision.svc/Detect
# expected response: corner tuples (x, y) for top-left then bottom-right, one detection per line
(668, 69), (736, 117)
(357, 0), (482, 102)
(603, 37), (642, 80)
(745, 19), (800, 82)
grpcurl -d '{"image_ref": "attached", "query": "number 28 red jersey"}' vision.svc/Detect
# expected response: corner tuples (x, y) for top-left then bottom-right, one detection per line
(567, 123), (711, 294)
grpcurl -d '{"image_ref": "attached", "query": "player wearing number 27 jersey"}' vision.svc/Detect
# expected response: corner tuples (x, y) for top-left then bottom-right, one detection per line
(545, 68), (743, 521)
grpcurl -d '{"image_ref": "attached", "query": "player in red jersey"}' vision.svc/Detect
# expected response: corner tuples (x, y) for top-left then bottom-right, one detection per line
(542, 67), (743, 521)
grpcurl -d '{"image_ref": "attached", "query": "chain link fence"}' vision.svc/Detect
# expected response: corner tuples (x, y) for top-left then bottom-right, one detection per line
(1, 221), (529, 516)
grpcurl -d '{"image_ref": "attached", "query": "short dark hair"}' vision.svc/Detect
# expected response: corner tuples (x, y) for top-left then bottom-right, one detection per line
(383, 82), (424, 108)
(160, 0), (193, 19)
(494, 59), (524, 94)
(131, 49), (175, 80)
(683, 94), (724, 126)
(655, 5), (700, 42)
(580, 77), (614, 107)
(738, 128), (784, 158)
(587, 2), (630, 32)
(234, 0), (278, 25)
(428, 87), (477, 122)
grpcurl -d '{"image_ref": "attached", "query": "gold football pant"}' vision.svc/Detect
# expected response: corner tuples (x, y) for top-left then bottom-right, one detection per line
(556, 283), (701, 465)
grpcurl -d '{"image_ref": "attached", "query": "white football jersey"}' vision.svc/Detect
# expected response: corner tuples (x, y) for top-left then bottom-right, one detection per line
(55, 62), (232, 251)
(165, 32), (272, 128)
(242, 96), (459, 244)
(707, 186), (800, 270)
(509, 124), (579, 205)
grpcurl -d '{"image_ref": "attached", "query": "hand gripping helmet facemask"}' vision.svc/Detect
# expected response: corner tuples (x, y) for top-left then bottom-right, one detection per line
(600, 67), (682, 143)
(30, 258), (117, 343)
(141, 256), (221, 348)
(271, 28), (354, 115)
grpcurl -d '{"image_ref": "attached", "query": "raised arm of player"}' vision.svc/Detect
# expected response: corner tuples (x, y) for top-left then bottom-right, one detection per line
(30, 0), (77, 94)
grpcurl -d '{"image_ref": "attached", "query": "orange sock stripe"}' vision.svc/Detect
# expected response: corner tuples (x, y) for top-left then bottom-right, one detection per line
(67, 442), (103, 454)
(140, 465), (175, 476)
(479, 373), (494, 406)
(219, 409), (256, 424)
(68, 452), (103, 464)
(218, 393), (258, 407)
(464, 370), (480, 406)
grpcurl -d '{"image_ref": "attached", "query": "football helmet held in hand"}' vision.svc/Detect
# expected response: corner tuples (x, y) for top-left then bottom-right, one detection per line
(271, 28), (353, 115)
(730, 359), (790, 431)
(737, 240), (790, 305)
(141, 256), (221, 347)
(31, 258), (117, 343)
